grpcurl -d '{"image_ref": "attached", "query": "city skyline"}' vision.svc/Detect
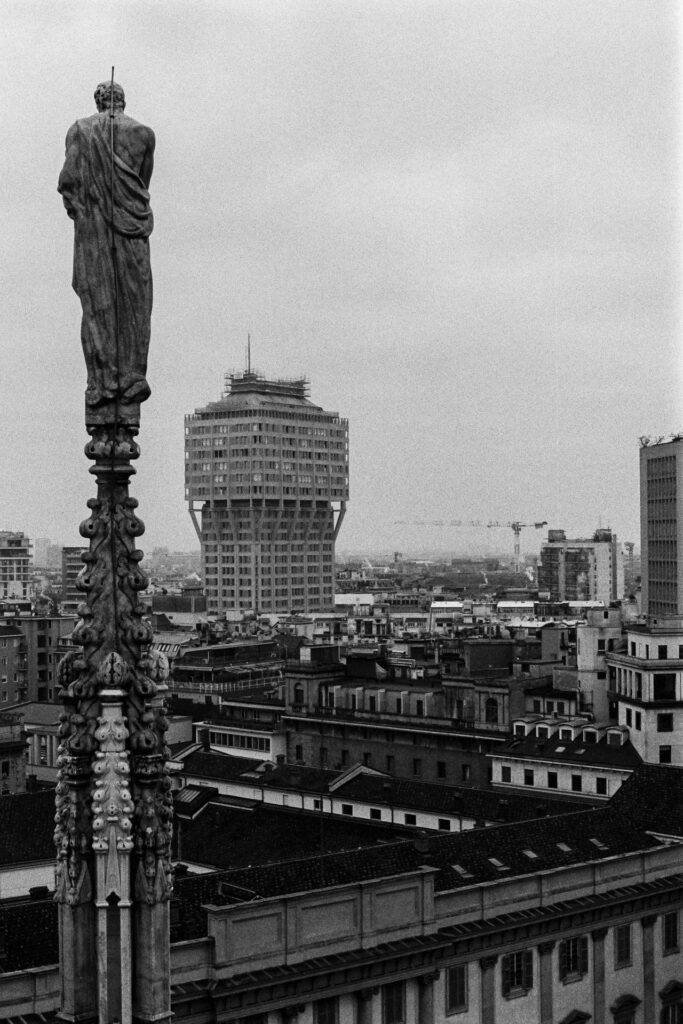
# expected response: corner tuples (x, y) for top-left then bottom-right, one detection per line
(1, 1), (679, 556)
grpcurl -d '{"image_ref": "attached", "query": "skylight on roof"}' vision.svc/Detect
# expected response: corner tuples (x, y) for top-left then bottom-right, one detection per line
(589, 837), (608, 851)
(452, 863), (473, 879)
(488, 857), (510, 871)
(575, 748), (585, 755)
(175, 789), (200, 804)
(557, 842), (572, 853)
(556, 746), (566, 752)
(522, 849), (539, 859)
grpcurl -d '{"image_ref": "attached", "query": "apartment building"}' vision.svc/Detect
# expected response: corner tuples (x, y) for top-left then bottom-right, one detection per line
(538, 528), (623, 604)
(0, 532), (31, 601)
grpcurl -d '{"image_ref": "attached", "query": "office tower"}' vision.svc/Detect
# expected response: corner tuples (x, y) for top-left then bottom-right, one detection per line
(537, 528), (623, 604)
(640, 436), (683, 620)
(0, 532), (31, 601)
(185, 370), (349, 616)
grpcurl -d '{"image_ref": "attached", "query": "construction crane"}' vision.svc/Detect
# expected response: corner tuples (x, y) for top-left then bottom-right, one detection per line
(393, 519), (548, 572)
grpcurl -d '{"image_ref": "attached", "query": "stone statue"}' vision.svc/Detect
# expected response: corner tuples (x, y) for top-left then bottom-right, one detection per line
(58, 81), (155, 425)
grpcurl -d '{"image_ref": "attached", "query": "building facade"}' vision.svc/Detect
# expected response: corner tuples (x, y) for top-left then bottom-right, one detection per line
(538, 528), (623, 604)
(606, 623), (683, 766)
(60, 546), (85, 615)
(640, 436), (683, 619)
(186, 371), (349, 617)
(0, 532), (31, 601)
(3, 769), (683, 1024)
(576, 606), (624, 720)
(5, 615), (76, 703)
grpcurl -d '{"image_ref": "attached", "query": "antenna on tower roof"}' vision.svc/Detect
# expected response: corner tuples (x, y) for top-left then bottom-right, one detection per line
(247, 333), (251, 374)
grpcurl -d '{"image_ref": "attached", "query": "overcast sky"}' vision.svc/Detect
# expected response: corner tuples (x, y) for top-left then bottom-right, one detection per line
(1, 0), (680, 560)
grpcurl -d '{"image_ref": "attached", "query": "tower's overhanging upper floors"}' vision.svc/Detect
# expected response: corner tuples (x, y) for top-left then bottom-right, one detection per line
(185, 371), (349, 617)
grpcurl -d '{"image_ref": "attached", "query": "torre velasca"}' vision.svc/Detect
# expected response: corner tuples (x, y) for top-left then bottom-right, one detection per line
(185, 370), (349, 617)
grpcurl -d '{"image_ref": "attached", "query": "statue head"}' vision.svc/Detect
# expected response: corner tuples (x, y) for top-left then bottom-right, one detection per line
(94, 81), (126, 113)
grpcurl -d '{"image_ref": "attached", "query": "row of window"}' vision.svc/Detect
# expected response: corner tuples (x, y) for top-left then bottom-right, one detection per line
(231, 930), (682, 1023)
(208, 731), (271, 752)
(502, 764), (610, 795)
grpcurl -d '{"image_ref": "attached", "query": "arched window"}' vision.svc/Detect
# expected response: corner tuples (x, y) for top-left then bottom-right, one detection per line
(660, 981), (683, 1024)
(610, 993), (641, 1024)
(485, 698), (498, 724)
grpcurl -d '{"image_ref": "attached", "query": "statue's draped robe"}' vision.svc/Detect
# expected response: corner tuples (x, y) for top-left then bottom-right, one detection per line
(60, 113), (153, 412)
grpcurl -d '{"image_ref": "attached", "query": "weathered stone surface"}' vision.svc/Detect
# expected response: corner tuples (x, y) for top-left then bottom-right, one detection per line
(58, 81), (155, 427)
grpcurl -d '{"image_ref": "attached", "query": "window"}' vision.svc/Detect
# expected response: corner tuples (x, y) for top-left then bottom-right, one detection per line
(654, 674), (676, 700)
(659, 645), (669, 660)
(663, 911), (679, 953)
(404, 813), (416, 826)
(614, 923), (631, 967)
(547, 771), (558, 789)
(598, 639), (606, 652)
(485, 698), (498, 724)
(295, 744), (303, 761)
(596, 777), (608, 796)
(610, 993), (640, 1024)
(625, 708), (632, 727)
(363, 752), (372, 767)
(445, 964), (468, 1014)
(559, 936), (589, 981)
(416, 699), (424, 716)
(386, 755), (395, 773)
(501, 766), (511, 783)
(383, 981), (405, 1024)
(660, 980), (683, 1024)
(524, 769), (534, 786)
(370, 807), (382, 820)
(341, 803), (353, 816)
(413, 758), (422, 777)
(658, 713), (674, 732)
(571, 774), (582, 792)
(437, 761), (447, 779)
(438, 818), (451, 831)
(315, 997), (338, 1024)
(501, 950), (533, 997)
(461, 764), (471, 782)
(659, 746), (672, 764)
(635, 711), (642, 730)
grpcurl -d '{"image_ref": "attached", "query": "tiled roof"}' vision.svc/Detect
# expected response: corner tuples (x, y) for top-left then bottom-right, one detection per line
(0, 895), (58, 970)
(608, 764), (683, 836)
(179, 749), (263, 780)
(0, 789), (56, 865)
(495, 732), (642, 769)
(10, 702), (61, 726)
(174, 801), (410, 871)
(171, 805), (663, 935)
